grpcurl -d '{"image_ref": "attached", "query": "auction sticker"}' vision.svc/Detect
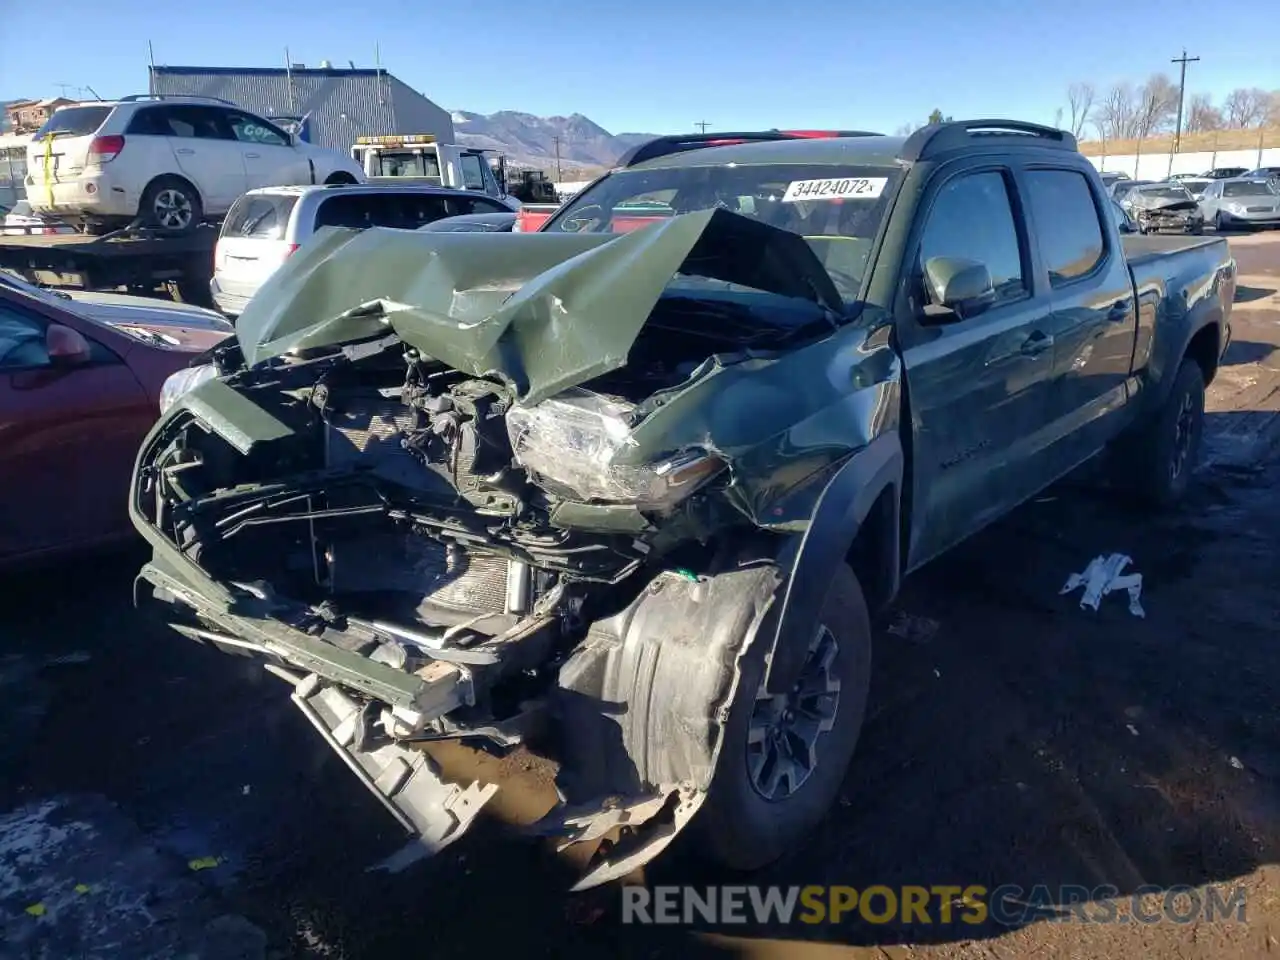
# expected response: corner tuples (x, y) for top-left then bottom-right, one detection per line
(782, 177), (887, 202)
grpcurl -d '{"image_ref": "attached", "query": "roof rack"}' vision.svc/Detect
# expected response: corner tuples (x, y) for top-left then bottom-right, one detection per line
(901, 119), (1076, 162)
(617, 129), (883, 168)
(117, 93), (237, 106)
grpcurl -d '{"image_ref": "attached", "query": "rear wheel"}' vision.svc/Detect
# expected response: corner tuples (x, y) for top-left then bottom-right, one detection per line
(1112, 358), (1205, 507)
(140, 177), (202, 234)
(694, 564), (871, 870)
(324, 172), (357, 185)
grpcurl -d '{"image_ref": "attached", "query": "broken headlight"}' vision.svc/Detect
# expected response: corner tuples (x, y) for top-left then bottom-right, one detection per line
(506, 389), (724, 511)
(158, 363), (216, 416)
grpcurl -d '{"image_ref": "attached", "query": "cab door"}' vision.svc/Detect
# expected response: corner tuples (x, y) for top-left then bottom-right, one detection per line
(896, 163), (1060, 570)
(1018, 165), (1137, 470)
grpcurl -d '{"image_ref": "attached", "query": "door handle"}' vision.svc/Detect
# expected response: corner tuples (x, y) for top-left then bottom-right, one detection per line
(1106, 299), (1133, 322)
(175, 148), (195, 155)
(1019, 330), (1054, 357)
(244, 152), (261, 159)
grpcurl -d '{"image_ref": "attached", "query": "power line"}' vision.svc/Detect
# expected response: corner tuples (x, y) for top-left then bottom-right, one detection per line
(1171, 48), (1201, 153)
(694, 120), (712, 133)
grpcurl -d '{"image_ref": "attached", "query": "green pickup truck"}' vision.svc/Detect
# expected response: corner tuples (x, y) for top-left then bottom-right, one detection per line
(130, 121), (1235, 888)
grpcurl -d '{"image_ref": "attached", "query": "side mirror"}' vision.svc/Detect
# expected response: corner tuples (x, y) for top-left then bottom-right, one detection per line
(46, 323), (91, 365)
(923, 256), (996, 318)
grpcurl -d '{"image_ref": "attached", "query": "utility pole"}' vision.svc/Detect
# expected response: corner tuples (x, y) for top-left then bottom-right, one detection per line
(1171, 48), (1200, 153)
(694, 120), (711, 133)
(552, 136), (562, 182)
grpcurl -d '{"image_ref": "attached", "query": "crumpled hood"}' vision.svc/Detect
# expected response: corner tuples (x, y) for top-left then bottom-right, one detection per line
(234, 208), (844, 405)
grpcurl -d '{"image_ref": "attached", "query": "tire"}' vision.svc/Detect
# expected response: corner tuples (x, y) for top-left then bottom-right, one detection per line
(140, 176), (202, 234)
(693, 563), (872, 871)
(1190, 223), (1203, 236)
(1117, 358), (1206, 508)
(324, 172), (357, 185)
(1214, 211), (1227, 233)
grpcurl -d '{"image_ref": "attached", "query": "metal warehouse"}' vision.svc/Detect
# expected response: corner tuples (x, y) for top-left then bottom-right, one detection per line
(148, 64), (455, 152)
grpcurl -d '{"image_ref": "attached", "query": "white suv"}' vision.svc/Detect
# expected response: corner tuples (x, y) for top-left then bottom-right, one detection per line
(211, 183), (515, 316)
(25, 95), (365, 234)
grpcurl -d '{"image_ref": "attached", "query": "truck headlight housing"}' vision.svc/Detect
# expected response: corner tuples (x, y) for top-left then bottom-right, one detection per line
(506, 389), (724, 511)
(158, 363), (217, 415)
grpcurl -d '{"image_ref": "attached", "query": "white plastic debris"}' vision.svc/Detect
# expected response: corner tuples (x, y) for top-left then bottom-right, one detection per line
(1060, 553), (1145, 618)
(1127, 724), (1140, 737)
(1229, 756), (1244, 770)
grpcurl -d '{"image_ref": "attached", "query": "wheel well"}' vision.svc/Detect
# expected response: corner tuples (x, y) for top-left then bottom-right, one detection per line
(845, 484), (898, 615)
(324, 171), (357, 185)
(140, 173), (201, 207)
(1185, 324), (1221, 386)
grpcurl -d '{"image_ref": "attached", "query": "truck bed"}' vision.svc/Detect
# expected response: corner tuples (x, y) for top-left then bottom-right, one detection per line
(1121, 232), (1224, 264)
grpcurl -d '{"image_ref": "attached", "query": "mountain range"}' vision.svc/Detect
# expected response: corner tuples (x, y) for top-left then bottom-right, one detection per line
(452, 110), (661, 177)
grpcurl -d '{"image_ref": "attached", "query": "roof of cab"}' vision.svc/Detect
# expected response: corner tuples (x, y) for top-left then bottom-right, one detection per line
(240, 183), (481, 198)
(628, 135), (909, 171)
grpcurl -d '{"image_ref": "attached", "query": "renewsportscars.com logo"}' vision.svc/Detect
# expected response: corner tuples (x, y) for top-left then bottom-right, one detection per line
(622, 884), (1248, 926)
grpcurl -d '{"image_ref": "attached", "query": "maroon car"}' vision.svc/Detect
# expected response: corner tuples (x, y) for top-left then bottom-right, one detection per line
(0, 283), (231, 566)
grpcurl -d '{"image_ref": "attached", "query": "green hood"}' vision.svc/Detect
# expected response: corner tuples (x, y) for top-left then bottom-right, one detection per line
(234, 209), (843, 405)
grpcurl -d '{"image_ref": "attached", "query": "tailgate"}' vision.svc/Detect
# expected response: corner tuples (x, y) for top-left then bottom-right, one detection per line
(28, 105), (114, 184)
(216, 194), (300, 297)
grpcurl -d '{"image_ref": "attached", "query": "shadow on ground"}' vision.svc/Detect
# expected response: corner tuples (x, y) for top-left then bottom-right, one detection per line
(2, 411), (1278, 958)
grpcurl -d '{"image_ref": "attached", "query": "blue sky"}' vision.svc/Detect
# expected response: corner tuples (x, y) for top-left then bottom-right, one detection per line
(1, 0), (1275, 135)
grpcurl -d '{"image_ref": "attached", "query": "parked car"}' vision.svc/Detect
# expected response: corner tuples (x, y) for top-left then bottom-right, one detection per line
(1118, 182), (1205, 234)
(1098, 171), (1131, 192)
(1198, 177), (1280, 230)
(1202, 167), (1249, 180)
(130, 121), (1233, 890)
(25, 96), (366, 235)
(2, 199), (76, 236)
(0, 280), (231, 567)
(211, 184), (517, 317)
(1177, 178), (1213, 200)
(1110, 179), (1153, 201)
(1244, 166), (1280, 183)
(417, 211), (517, 233)
(1108, 198), (1138, 234)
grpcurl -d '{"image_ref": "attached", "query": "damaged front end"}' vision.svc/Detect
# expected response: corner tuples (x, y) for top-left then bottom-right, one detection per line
(130, 210), (897, 887)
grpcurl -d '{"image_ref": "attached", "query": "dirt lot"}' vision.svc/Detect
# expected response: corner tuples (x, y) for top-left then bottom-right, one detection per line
(2, 231), (1280, 960)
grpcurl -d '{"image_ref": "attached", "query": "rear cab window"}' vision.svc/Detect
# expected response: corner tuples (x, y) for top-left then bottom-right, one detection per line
(1023, 169), (1106, 285)
(32, 106), (112, 141)
(221, 194), (298, 240)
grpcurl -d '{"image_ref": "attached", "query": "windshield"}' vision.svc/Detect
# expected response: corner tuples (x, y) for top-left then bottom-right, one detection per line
(32, 106), (112, 141)
(1223, 181), (1278, 198)
(369, 149), (443, 181)
(546, 163), (903, 301)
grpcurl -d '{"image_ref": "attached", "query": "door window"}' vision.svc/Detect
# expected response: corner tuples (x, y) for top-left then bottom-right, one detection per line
(1024, 170), (1106, 285)
(0, 305), (48, 369)
(918, 170), (1026, 304)
(450, 196), (511, 216)
(224, 111), (290, 147)
(459, 154), (487, 190)
(314, 193), (453, 230)
(149, 106), (232, 141)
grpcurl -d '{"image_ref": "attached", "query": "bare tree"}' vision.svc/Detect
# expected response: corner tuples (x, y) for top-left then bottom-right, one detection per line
(1094, 83), (1138, 140)
(1066, 82), (1095, 139)
(1223, 87), (1269, 128)
(894, 121), (921, 136)
(1265, 90), (1280, 128)
(1185, 93), (1223, 133)
(1134, 73), (1179, 138)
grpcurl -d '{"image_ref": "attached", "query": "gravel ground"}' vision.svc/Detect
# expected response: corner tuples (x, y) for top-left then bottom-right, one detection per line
(1, 231), (1278, 959)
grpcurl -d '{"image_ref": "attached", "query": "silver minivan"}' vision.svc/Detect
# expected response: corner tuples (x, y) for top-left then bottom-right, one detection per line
(211, 184), (516, 317)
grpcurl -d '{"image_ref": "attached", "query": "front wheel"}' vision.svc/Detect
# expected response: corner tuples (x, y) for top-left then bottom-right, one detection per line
(693, 564), (871, 871)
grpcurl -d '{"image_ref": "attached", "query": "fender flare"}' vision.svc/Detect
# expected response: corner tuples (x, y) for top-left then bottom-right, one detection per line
(762, 431), (904, 695)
